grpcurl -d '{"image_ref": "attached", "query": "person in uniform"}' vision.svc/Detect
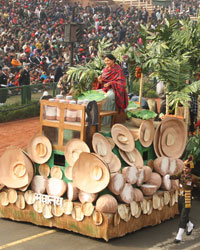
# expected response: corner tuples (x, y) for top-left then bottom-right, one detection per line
(19, 63), (30, 86)
(169, 155), (200, 243)
(19, 63), (31, 102)
(0, 66), (8, 87)
(0, 67), (9, 105)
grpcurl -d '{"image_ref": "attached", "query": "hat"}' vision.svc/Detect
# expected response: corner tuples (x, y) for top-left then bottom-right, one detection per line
(106, 137), (115, 150)
(139, 120), (155, 147)
(160, 117), (187, 158)
(107, 152), (121, 173)
(111, 124), (135, 152)
(92, 133), (112, 164)
(119, 148), (144, 167)
(72, 152), (110, 193)
(27, 135), (52, 164)
(184, 155), (194, 169)
(0, 146), (34, 188)
(64, 139), (90, 166)
(129, 127), (139, 141)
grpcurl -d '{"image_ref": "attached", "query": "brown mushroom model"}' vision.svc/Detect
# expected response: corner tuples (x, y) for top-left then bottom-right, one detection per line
(133, 188), (144, 202)
(78, 191), (98, 204)
(146, 172), (162, 189)
(140, 184), (158, 196)
(160, 117), (187, 158)
(143, 166), (152, 182)
(119, 183), (135, 203)
(174, 158), (184, 174)
(64, 139), (90, 166)
(153, 121), (162, 157)
(122, 166), (138, 185)
(161, 175), (172, 191)
(72, 152), (110, 194)
(67, 182), (79, 201)
(46, 178), (67, 197)
(96, 194), (118, 213)
(0, 146), (34, 189)
(107, 152), (121, 173)
(31, 175), (47, 194)
(111, 124), (135, 152)
(27, 135), (52, 164)
(119, 148), (144, 167)
(168, 158), (179, 175)
(92, 133), (113, 164)
(108, 173), (125, 195)
(139, 120), (155, 147)
(154, 157), (169, 176)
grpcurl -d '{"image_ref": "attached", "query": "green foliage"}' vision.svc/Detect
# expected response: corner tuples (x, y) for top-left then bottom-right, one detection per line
(168, 80), (200, 111)
(97, 37), (113, 57)
(168, 91), (190, 112)
(66, 38), (112, 98)
(77, 90), (106, 102)
(0, 101), (40, 123)
(127, 109), (157, 119)
(182, 80), (200, 95)
(126, 101), (139, 111)
(132, 79), (158, 98)
(152, 58), (191, 92)
(183, 135), (200, 164)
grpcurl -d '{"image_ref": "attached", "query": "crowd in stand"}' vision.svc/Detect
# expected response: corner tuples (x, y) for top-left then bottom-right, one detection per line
(0, 0), (199, 93)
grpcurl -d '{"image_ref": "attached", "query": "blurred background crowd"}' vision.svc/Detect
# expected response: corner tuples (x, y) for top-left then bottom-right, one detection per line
(0, 0), (199, 89)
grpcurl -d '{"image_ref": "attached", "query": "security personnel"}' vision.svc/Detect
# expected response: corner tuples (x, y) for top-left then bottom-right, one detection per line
(19, 63), (31, 102)
(169, 155), (200, 243)
(0, 66), (8, 87)
(0, 66), (9, 104)
(19, 63), (30, 86)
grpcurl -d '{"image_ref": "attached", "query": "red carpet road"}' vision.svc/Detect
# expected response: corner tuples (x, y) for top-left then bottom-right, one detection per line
(0, 117), (40, 156)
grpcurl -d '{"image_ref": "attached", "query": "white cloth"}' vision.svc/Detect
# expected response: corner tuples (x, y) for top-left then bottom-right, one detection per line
(156, 80), (165, 96)
(176, 228), (185, 241)
(187, 221), (194, 233)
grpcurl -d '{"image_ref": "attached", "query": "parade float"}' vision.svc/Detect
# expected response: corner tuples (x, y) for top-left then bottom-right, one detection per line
(2, 15), (200, 241)
(0, 90), (187, 241)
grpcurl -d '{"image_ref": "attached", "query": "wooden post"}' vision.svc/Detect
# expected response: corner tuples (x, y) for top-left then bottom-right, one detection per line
(196, 95), (200, 135)
(166, 94), (169, 115)
(184, 106), (190, 134)
(139, 73), (144, 107)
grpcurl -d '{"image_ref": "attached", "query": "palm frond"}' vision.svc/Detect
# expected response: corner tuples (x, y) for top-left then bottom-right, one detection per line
(182, 80), (200, 94)
(168, 91), (191, 109)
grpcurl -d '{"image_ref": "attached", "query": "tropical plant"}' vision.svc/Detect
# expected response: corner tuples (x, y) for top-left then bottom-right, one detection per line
(112, 43), (144, 92)
(138, 16), (200, 113)
(66, 38), (112, 98)
(183, 134), (200, 165)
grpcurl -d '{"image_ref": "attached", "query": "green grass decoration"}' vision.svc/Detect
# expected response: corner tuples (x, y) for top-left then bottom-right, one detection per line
(127, 109), (157, 120)
(77, 90), (106, 102)
(126, 100), (140, 111)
